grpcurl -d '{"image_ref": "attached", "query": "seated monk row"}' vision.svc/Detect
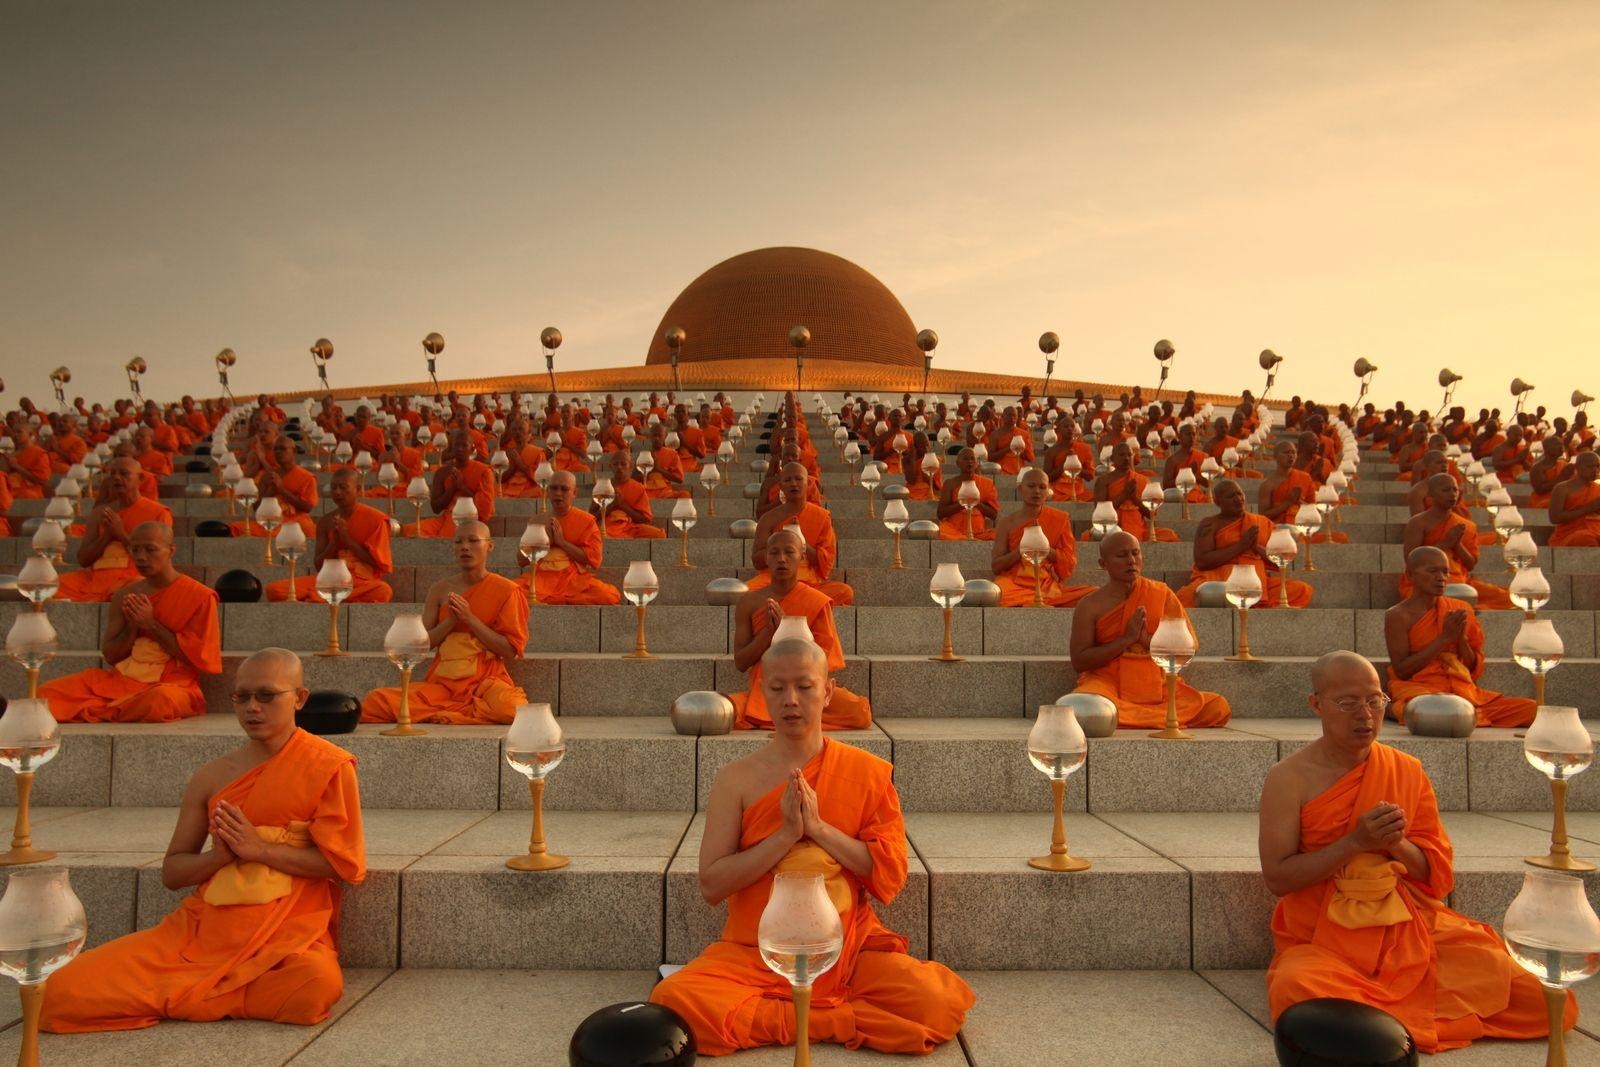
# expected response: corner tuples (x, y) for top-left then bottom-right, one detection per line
(40, 522), (223, 723)
(1400, 474), (1512, 609)
(42, 648), (366, 1032)
(653, 638), (974, 1055)
(267, 469), (394, 602)
(1069, 531), (1231, 729)
(1262, 650), (1572, 1053)
(1177, 479), (1312, 608)
(728, 528), (870, 729)
(55, 456), (175, 602)
(747, 463), (853, 606)
(1385, 547), (1535, 727)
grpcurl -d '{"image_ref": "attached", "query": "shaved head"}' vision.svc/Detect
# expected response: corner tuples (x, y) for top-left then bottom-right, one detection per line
(550, 471), (577, 490)
(1098, 529), (1138, 561)
(239, 647), (305, 687)
(768, 526), (805, 549)
(1406, 545), (1449, 576)
(131, 521), (172, 545)
(456, 519), (490, 540)
(762, 636), (829, 676)
(1310, 650), (1378, 694)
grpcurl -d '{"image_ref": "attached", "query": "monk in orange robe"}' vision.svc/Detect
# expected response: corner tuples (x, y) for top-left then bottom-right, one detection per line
(1, 425), (52, 499)
(1526, 436), (1568, 508)
(1548, 450), (1600, 546)
(0, 472), (11, 536)
(901, 433), (943, 501)
(1259, 439), (1315, 525)
(56, 457), (174, 602)
(597, 449), (666, 538)
(363, 522), (529, 725)
(267, 469), (393, 602)
(552, 417), (592, 474)
(991, 411), (1033, 475)
(937, 447), (999, 540)
(643, 424), (690, 498)
(746, 463), (854, 606)
(405, 429), (496, 537)
(45, 416), (89, 473)
(1086, 441), (1178, 542)
(498, 423), (548, 499)
(1399, 475), (1512, 609)
(653, 639), (973, 1055)
(42, 648), (365, 1032)
(728, 529), (871, 730)
(991, 469), (1092, 607)
(1385, 547), (1535, 727)
(1177, 479), (1312, 608)
(132, 426), (174, 480)
(1042, 424), (1096, 503)
(230, 438), (319, 538)
(369, 423), (424, 498)
(517, 471), (621, 605)
(1261, 651), (1571, 1053)
(1160, 425), (1211, 503)
(1069, 531), (1231, 728)
(40, 523), (222, 723)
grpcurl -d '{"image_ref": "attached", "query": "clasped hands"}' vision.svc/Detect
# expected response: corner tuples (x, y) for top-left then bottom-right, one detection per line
(121, 592), (157, 629)
(1351, 802), (1408, 854)
(779, 769), (824, 843)
(209, 800), (265, 863)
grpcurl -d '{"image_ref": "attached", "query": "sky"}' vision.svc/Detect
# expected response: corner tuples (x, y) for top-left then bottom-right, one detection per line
(4, 1), (1597, 415)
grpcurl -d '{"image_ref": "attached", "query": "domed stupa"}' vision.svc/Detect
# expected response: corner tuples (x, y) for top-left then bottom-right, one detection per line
(644, 247), (920, 369)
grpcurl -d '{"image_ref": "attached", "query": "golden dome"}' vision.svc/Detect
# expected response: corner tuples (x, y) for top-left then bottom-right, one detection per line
(645, 247), (920, 369)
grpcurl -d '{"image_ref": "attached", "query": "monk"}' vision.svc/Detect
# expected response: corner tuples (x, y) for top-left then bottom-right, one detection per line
(517, 471), (621, 605)
(1177, 479), (1312, 608)
(55, 457), (174, 602)
(132, 426), (174, 479)
(728, 529), (871, 729)
(1160, 424), (1210, 503)
(640, 423), (689, 498)
(362, 521), (529, 725)
(1399, 474), (1512, 609)
(1042, 420), (1095, 502)
(1261, 650), (1571, 1053)
(652, 638), (974, 1055)
(406, 429), (495, 537)
(991, 468), (1092, 607)
(1548, 450), (1600, 546)
(41, 648), (366, 1032)
(39, 523), (222, 723)
(0, 425), (52, 499)
(231, 437), (319, 538)
(1385, 547), (1535, 727)
(1087, 441), (1177, 542)
(597, 448), (666, 539)
(747, 463), (854, 606)
(937, 447), (999, 540)
(267, 469), (394, 603)
(1526, 436), (1568, 508)
(1259, 439), (1314, 524)
(1068, 531), (1231, 728)
(498, 421), (548, 499)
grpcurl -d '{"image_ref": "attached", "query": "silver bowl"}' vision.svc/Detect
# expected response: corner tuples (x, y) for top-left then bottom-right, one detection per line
(1405, 693), (1474, 737)
(906, 520), (940, 541)
(961, 578), (1001, 607)
(1055, 692), (1118, 738)
(1194, 581), (1230, 608)
(670, 691), (736, 736)
(705, 577), (749, 606)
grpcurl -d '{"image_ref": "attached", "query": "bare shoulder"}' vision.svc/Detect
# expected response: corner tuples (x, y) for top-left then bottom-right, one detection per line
(1076, 584), (1115, 616)
(186, 747), (254, 802)
(1261, 746), (1314, 807)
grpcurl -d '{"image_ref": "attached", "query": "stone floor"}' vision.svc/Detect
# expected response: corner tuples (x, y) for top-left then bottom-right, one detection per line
(5, 968), (1600, 1064)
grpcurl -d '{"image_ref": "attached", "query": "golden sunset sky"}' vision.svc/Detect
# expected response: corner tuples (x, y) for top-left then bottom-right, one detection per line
(4, 1), (1596, 415)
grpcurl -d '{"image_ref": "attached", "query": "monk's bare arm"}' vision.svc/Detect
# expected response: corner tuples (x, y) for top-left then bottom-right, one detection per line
(731, 598), (772, 672)
(1386, 833), (1430, 884)
(1401, 516), (1425, 558)
(162, 768), (236, 890)
(991, 518), (1022, 573)
(697, 771), (802, 906)
(1189, 519), (1231, 570)
(1069, 595), (1143, 672)
(101, 593), (139, 664)
(1258, 762), (1362, 896)
(423, 584), (453, 647)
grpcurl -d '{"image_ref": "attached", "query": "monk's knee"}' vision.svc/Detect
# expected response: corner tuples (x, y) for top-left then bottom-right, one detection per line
(244, 954), (342, 1025)
(361, 689), (399, 722)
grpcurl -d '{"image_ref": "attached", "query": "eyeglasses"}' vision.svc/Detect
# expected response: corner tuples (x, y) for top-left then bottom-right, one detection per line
(229, 688), (295, 706)
(1325, 694), (1391, 715)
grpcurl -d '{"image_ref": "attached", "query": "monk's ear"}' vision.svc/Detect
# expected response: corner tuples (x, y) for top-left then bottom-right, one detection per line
(821, 676), (835, 705)
(294, 687), (310, 711)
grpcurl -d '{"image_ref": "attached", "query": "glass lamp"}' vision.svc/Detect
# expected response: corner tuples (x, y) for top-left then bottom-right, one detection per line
(30, 523), (64, 565)
(1314, 483), (1339, 531)
(1506, 530), (1539, 571)
(0, 700), (62, 866)
(0, 866), (87, 1067)
(1026, 704), (1090, 872)
(254, 496), (284, 565)
(622, 560), (658, 658)
(6, 615), (57, 700)
(313, 558), (354, 656)
(1515, 618), (1565, 707)
(1524, 706), (1596, 872)
(534, 460), (555, 509)
(382, 613), (432, 737)
(757, 871), (843, 1067)
(1503, 868), (1600, 1067)
(699, 463), (721, 517)
(405, 475), (430, 534)
(274, 522), (308, 601)
(883, 499), (911, 570)
(1019, 523), (1051, 606)
(450, 496), (478, 528)
(1265, 524), (1299, 608)
(1512, 566), (1552, 618)
(15, 557), (58, 614)
(958, 480), (982, 539)
(1175, 467), (1196, 519)
(377, 461), (400, 514)
(929, 563), (966, 662)
(519, 522), (550, 605)
(590, 476), (616, 541)
(843, 441), (861, 486)
(1292, 503), (1322, 572)
(860, 461), (882, 518)
(1090, 500), (1119, 540)
(504, 703), (568, 871)
(1148, 616), (1198, 740)
(1140, 481), (1165, 542)
(353, 450), (373, 494)
(1224, 563), (1264, 661)
(671, 497), (697, 567)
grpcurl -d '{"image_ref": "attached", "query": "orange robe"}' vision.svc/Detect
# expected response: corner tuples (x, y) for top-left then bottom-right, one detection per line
(55, 497), (175, 602)
(518, 509), (621, 605)
(499, 444), (548, 499)
(350, 424), (384, 456)
(39, 575), (222, 722)
(267, 503), (395, 603)
(1047, 441), (1096, 502)
(553, 427), (591, 473)
(366, 446), (424, 498)
(644, 448), (691, 498)
(1270, 469), (1349, 544)
(604, 477), (667, 538)
(41, 729), (365, 1032)
(1071, 577), (1231, 728)
(151, 423), (180, 453)
(730, 584), (871, 730)
(746, 503), (854, 606)
(1387, 597), (1535, 727)
(49, 433), (89, 473)
(406, 459), (496, 537)
(904, 468), (942, 501)
(136, 448), (173, 479)
(1176, 513), (1313, 609)
(1268, 743), (1571, 1053)
(1083, 471), (1179, 542)
(651, 739), (974, 1056)
(1549, 481), (1600, 547)
(1167, 447), (1211, 502)
(362, 573), (529, 724)
(1526, 461), (1567, 508)
(229, 466), (320, 538)
(938, 476), (999, 540)
(993, 427), (1034, 474)
(994, 507), (1092, 607)
(6, 444), (51, 498)
(0, 475), (11, 536)
(1397, 513), (1513, 609)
